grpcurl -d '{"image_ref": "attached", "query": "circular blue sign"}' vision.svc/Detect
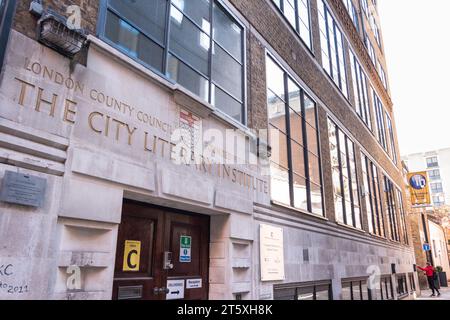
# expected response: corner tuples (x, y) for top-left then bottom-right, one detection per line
(410, 174), (427, 190)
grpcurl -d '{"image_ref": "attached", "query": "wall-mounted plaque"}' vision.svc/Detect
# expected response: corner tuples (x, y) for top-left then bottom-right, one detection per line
(0, 171), (47, 207)
(260, 224), (285, 282)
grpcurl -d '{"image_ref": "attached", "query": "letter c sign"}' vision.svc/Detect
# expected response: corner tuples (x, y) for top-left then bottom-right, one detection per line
(123, 240), (141, 272)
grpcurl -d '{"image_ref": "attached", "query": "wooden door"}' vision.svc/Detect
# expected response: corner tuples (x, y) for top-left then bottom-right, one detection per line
(112, 201), (209, 300)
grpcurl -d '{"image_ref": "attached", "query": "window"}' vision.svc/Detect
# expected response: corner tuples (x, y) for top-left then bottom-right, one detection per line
(429, 169), (441, 181)
(361, 153), (385, 237)
(386, 114), (397, 164)
(426, 156), (439, 168)
(328, 119), (362, 229)
(341, 279), (370, 300)
(349, 51), (371, 129)
(430, 182), (443, 194)
(408, 273), (416, 292)
(365, 33), (376, 65)
(101, 0), (245, 123)
(377, 60), (388, 89)
(396, 189), (408, 244)
(397, 274), (408, 297)
(360, 0), (369, 17)
(369, 14), (381, 47)
(372, 89), (387, 150)
(274, 282), (332, 300)
(380, 276), (394, 300)
(384, 176), (400, 242)
(432, 195), (445, 207)
(272, 0), (312, 49)
(267, 56), (324, 215)
(318, 1), (348, 98)
(342, 0), (359, 32)
(0, 0), (14, 69)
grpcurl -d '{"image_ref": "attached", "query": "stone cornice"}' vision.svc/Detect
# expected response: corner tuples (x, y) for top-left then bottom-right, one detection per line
(328, 0), (393, 111)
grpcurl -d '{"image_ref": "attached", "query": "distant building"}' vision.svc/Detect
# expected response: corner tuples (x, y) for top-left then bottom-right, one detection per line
(403, 148), (450, 208)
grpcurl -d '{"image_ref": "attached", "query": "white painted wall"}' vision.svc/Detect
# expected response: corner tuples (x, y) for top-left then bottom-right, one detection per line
(428, 220), (450, 274)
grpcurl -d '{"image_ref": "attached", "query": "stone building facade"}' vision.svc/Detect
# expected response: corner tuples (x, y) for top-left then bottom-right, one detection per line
(0, 0), (417, 300)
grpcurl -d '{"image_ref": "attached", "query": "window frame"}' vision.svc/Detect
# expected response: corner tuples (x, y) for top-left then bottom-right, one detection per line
(97, 0), (248, 125)
(0, 0), (16, 70)
(272, 0), (313, 51)
(328, 118), (362, 229)
(266, 53), (325, 216)
(349, 50), (372, 130)
(318, 0), (349, 98)
(361, 152), (386, 238)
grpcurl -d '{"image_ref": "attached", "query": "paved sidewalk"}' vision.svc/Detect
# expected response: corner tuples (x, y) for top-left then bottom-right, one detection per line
(417, 287), (450, 300)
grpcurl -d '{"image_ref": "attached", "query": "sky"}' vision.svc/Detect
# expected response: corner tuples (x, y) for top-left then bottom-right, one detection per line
(379, 0), (450, 156)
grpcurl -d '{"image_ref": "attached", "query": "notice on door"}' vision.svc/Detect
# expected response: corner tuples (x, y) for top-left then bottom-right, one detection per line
(123, 240), (141, 272)
(166, 279), (185, 300)
(260, 224), (285, 281)
(180, 235), (192, 263)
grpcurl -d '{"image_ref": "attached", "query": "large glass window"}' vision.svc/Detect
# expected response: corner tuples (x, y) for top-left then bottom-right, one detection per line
(361, 153), (385, 237)
(428, 169), (441, 181)
(267, 56), (324, 216)
(386, 113), (397, 164)
(360, 0), (369, 17)
(372, 88), (387, 150)
(349, 50), (371, 129)
(318, 1), (348, 98)
(342, 0), (359, 32)
(396, 189), (408, 244)
(328, 119), (362, 229)
(384, 176), (400, 242)
(102, 0), (245, 123)
(377, 60), (388, 89)
(274, 282), (332, 300)
(426, 156), (439, 168)
(365, 33), (376, 66)
(272, 0), (312, 49)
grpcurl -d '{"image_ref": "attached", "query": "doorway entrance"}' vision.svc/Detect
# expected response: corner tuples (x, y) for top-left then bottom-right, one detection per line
(112, 200), (210, 300)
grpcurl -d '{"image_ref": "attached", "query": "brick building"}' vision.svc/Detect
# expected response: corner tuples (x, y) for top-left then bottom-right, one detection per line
(0, 0), (417, 300)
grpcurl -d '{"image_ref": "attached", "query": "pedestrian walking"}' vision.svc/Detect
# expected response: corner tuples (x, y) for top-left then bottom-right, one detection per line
(418, 263), (441, 297)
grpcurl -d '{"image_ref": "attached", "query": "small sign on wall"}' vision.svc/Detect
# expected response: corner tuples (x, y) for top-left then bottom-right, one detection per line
(180, 235), (192, 263)
(0, 171), (47, 207)
(123, 240), (141, 272)
(186, 278), (202, 289)
(166, 279), (185, 300)
(260, 224), (285, 281)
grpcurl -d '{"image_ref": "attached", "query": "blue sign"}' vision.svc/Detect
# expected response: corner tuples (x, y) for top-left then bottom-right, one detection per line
(410, 174), (427, 190)
(423, 243), (431, 251)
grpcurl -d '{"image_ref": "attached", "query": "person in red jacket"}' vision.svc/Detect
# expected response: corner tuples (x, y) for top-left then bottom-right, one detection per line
(418, 263), (441, 297)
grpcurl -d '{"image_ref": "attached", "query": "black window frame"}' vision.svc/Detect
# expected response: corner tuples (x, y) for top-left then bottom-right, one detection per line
(272, 0), (313, 50)
(361, 152), (386, 238)
(349, 50), (372, 130)
(385, 113), (397, 164)
(426, 156), (439, 168)
(328, 118), (362, 229)
(372, 88), (387, 151)
(266, 54), (325, 216)
(318, 0), (349, 98)
(97, 0), (247, 124)
(0, 0), (16, 70)
(383, 175), (400, 242)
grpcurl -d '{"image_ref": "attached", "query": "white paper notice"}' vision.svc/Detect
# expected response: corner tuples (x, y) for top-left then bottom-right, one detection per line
(260, 224), (285, 281)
